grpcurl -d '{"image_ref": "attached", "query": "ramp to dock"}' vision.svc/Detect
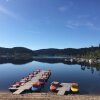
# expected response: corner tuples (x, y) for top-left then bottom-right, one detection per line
(57, 83), (71, 95)
(13, 70), (48, 94)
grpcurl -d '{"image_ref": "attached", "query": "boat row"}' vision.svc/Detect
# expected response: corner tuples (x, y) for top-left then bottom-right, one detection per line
(9, 69), (79, 95)
(9, 69), (51, 93)
(31, 71), (51, 92)
(50, 81), (79, 94)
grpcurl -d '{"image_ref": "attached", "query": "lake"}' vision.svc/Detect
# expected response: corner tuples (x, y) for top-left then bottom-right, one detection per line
(0, 59), (100, 95)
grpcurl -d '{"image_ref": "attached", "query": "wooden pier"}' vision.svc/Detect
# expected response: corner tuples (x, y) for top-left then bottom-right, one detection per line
(56, 83), (71, 95)
(12, 70), (50, 95)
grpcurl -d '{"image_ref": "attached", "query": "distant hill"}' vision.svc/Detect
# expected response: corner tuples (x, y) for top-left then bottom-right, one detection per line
(0, 47), (34, 60)
(0, 46), (100, 59)
(34, 46), (100, 59)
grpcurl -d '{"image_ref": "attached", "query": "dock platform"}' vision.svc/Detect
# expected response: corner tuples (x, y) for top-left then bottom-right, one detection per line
(13, 70), (50, 94)
(56, 83), (71, 95)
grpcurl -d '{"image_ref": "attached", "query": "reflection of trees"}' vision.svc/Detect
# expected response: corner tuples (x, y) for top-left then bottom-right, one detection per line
(99, 71), (100, 76)
(0, 57), (100, 74)
(81, 65), (95, 74)
(80, 62), (100, 75)
(0, 58), (33, 65)
(81, 65), (85, 70)
(34, 58), (100, 75)
(33, 58), (77, 65)
(87, 66), (90, 69)
(96, 67), (100, 76)
(91, 67), (94, 74)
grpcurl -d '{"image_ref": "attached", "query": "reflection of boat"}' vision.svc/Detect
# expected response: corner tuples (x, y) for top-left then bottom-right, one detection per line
(71, 83), (79, 92)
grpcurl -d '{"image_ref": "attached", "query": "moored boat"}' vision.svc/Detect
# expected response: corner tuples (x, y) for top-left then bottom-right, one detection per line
(51, 81), (61, 87)
(70, 83), (79, 93)
(50, 85), (57, 91)
(38, 78), (45, 85)
(36, 69), (40, 73)
(50, 81), (61, 91)
(50, 81), (79, 95)
(9, 69), (51, 94)
(9, 82), (22, 92)
(31, 86), (41, 92)
(32, 81), (42, 87)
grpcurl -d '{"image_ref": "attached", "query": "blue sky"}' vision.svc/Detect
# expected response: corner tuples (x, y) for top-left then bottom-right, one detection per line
(0, 0), (100, 50)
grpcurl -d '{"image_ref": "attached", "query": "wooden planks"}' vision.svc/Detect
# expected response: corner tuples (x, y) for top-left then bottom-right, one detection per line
(13, 70), (49, 95)
(57, 83), (71, 95)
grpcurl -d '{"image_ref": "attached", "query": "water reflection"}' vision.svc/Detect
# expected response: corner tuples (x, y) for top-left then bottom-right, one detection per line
(81, 65), (94, 74)
(0, 58), (100, 94)
(0, 58), (100, 74)
(0, 58), (33, 64)
(33, 58), (100, 74)
(80, 62), (100, 75)
(33, 58), (78, 65)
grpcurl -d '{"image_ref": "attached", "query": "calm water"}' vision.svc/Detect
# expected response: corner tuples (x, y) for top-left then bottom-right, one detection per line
(0, 60), (100, 95)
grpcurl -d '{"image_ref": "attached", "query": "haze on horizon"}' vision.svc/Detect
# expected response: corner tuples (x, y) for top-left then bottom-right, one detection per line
(0, 0), (100, 50)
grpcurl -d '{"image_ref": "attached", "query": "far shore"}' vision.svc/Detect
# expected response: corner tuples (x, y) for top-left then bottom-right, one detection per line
(0, 92), (100, 100)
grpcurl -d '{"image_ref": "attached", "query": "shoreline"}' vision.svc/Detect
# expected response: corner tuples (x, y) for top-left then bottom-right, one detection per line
(0, 92), (100, 100)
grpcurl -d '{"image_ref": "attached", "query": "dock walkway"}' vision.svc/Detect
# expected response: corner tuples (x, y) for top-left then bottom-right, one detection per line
(57, 83), (71, 95)
(13, 70), (49, 95)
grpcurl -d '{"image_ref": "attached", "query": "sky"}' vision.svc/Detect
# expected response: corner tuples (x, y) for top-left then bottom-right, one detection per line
(0, 0), (100, 50)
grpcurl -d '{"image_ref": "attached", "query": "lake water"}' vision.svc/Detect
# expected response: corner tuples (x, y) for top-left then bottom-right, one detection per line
(0, 60), (100, 95)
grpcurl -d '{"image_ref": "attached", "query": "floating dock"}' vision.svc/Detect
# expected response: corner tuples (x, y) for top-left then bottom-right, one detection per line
(57, 83), (71, 95)
(50, 82), (78, 95)
(11, 70), (51, 94)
